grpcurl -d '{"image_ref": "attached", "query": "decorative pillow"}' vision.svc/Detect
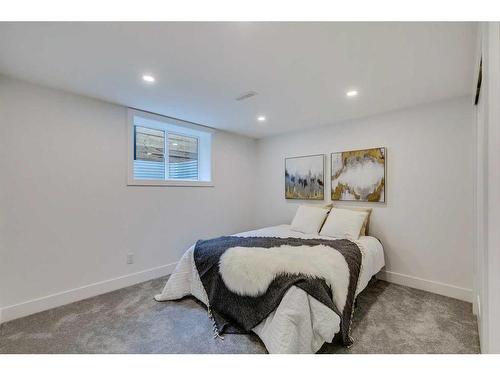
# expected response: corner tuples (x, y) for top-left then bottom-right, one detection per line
(290, 205), (330, 234)
(333, 206), (372, 236)
(319, 208), (368, 240)
(305, 203), (333, 211)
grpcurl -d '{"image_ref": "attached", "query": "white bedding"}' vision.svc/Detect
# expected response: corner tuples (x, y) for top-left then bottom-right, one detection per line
(155, 224), (384, 354)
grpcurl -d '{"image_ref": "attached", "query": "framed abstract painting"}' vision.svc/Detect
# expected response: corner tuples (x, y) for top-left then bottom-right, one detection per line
(285, 154), (324, 200)
(331, 147), (386, 202)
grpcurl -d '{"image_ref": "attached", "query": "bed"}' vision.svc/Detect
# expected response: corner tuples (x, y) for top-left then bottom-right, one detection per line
(155, 224), (384, 354)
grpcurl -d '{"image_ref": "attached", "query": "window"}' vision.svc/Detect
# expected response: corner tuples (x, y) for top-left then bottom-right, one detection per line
(167, 133), (199, 180)
(128, 109), (213, 186)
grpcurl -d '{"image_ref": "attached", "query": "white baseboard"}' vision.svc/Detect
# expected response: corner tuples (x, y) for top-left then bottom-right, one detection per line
(0, 262), (177, 324)
(377, 270), (473, 303)
(1, 264), (472, 324)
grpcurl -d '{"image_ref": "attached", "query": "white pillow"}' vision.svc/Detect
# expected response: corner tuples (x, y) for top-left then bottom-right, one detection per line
(290, 205), (330, 234)
(319, 208), (368, 240)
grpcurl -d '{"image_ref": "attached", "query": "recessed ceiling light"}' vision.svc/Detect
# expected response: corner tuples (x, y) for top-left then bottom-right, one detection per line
(142, 74), (155, 83)
(257, 115), (266, 122)
(346, 90), (358, 98)
(172, 143), (178, 146)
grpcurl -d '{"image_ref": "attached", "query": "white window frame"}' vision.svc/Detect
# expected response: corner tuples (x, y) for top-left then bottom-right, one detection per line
(127, 108), (214, 187)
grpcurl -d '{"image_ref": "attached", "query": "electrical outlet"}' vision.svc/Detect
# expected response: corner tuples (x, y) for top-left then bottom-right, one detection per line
(126, 252), (134, 264)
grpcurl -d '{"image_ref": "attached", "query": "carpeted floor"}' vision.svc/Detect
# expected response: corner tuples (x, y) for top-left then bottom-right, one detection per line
(0, 277), (480, 354)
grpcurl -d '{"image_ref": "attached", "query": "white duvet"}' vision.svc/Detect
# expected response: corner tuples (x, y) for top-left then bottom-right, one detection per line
(155, 224), (385, 354)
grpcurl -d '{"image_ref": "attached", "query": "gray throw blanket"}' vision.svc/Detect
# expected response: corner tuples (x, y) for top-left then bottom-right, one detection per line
(193, 236), (362, 346)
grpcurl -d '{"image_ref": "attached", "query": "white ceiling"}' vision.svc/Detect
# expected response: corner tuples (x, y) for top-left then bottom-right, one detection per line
(0, 22), (476, 138)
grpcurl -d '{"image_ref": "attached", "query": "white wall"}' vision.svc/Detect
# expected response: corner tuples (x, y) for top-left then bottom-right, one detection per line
(473, 22), (500, 354)
(0, 76), (258, 321)
(255, 97), (475, 301)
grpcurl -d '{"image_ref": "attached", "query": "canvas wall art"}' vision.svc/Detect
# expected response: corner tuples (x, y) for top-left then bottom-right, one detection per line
(285, 154), (324, 200)
(331, 147), (386, 202)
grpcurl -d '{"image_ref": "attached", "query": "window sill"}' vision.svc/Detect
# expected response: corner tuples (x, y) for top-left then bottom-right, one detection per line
(127, 179), (214, 187)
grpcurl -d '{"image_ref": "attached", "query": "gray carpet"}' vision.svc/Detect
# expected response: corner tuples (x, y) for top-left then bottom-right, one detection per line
(0, 277), (480, 354)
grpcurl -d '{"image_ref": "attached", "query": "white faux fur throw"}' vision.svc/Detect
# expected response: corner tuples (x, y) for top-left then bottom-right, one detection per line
(219, 244), (349, 312)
